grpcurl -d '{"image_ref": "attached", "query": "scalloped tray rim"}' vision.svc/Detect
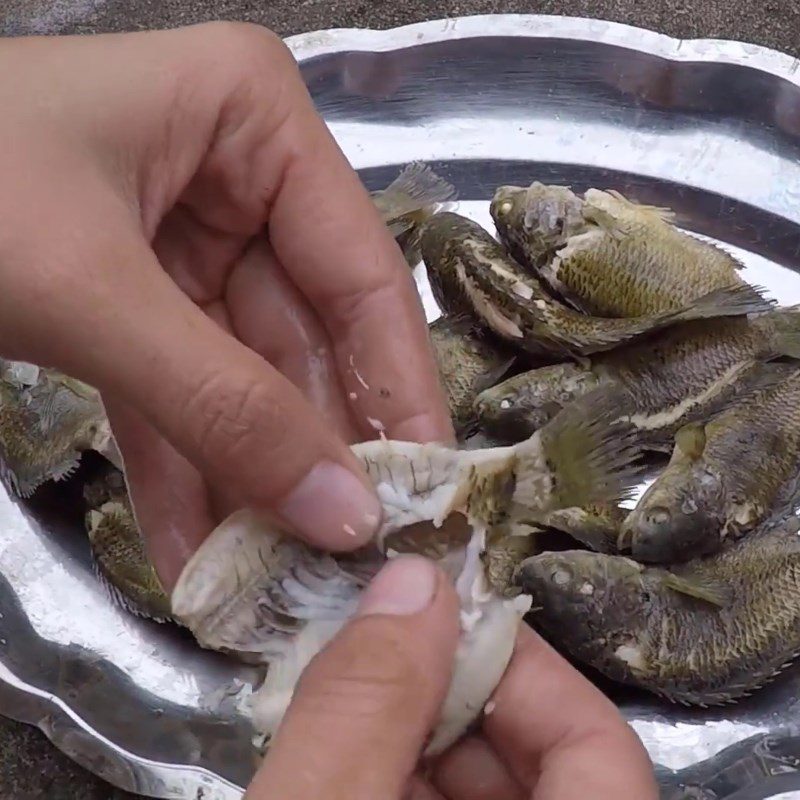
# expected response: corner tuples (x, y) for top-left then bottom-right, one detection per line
(3, 12), (799, 800)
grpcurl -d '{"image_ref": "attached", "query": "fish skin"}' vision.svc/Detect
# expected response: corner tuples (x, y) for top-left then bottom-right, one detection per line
(171, 397), (644, 755)
(490, 183), (588, 280)
(371, 162), (457, 266)
(490, 183), (750, 317)
(475, 361), (609, 443)
(475, 309), (800, 448)
(0, 360), (113, 498)
(622, 365), (800, 564)
(84, 466), (174, 623)
(517, 517), (800, 706)
(419, 212), (772, 359)
(532, 503), (627, 554)
(429, 315), (518, 439)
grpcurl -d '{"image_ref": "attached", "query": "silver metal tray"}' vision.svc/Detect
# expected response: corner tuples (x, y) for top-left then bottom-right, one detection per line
(1, 14), (799, 800)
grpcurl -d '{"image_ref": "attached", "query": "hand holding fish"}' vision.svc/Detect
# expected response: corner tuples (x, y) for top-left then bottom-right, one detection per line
(0, 25), (659, 796)
(0, 23), (452, 588)
(244, 557), (658, 799)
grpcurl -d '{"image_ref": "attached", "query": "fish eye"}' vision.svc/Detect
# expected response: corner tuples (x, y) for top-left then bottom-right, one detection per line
(645, 506), (671, 526)
(551, 568), (572, 586)
(497, 200), (513, 217)
(499, 397), (514, 410)
(641, 590), (652, 604)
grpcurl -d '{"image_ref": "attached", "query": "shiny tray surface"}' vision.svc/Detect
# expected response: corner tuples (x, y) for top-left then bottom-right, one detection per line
(1, 14), (799, 800)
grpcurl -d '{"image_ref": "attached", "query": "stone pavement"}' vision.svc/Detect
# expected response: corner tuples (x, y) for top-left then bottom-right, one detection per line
(0, 0), (798, 796)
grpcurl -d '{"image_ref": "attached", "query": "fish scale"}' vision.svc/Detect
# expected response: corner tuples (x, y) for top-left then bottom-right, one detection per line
(518, 520), (800, 706)
(622, 367), (800, 564)
(420, 211), (773, 360)
(552, 214), (745, 316)
(648, 536), (800, 704)
(84, 466), (174, 623)
(476, 309), (800, 450)
(428, 315), (518, 438)
(490, 183), (748, 317)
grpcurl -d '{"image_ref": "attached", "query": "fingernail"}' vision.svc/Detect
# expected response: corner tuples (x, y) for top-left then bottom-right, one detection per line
(279, 460), (383, 548)
(357, 556), (438, 617)
(392, 413), (456, 448)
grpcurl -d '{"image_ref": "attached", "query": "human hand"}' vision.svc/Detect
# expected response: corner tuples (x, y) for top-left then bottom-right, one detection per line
(246, 556), (659, 800)
(0, 23), (452, 586)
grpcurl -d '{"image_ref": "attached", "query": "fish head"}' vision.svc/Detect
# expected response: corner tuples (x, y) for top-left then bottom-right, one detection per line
(489, 185), (527, 243)
(84, 465), (127, 509)
(491, 182), (585, 261)
(475, 363), (600, 442)
(475, 372), (564, 441)
(517, 549), (659, 678)
(419, 211), (473, 264)
(0, 360), (41, 389)
(29, 376), (110, 449)
(621, 461), (726, 564)
(71, 406), (113, 453)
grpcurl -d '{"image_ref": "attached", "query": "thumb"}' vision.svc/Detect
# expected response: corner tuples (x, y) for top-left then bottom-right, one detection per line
(247, 556), (460, 800)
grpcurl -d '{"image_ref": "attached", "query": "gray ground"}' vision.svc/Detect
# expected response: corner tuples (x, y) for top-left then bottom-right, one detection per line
(0, 0), (798, 797)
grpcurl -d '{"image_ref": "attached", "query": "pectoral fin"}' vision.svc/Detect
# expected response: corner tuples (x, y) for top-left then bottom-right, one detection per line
(662, 572), (735, 607)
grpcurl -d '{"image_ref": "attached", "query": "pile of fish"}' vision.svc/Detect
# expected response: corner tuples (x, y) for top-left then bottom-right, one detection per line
(3, 163), (800, 752)
(422, 177), (800, 708)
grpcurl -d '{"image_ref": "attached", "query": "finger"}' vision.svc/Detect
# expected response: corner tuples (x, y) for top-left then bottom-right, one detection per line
(432, 736), (526, 800)
(198, 299), (256, 522)
(264, 116), (454, 444)
(103, 397), (215, 591)
(405, 774), (448, 800)
(104, 299), (235, 591)
(484, 627), (658, 799)
(246, 557), (460, 800)
(155, 215), (361, 444)
(223, 236), (360, 443)
(5, 187), (382, 552)
(158, 25), (454, 444)
(0, 25), (452, 445)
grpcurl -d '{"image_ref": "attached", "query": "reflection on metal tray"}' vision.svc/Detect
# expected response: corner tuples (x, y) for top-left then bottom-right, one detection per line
(0, 14), (798, 800)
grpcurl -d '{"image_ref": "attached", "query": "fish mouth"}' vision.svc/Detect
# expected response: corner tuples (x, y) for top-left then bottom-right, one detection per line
(475, 393), (559, 442)
(628, 511), (717, 564)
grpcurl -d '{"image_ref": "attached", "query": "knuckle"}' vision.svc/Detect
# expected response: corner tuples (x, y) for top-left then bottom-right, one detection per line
(197, 21), (293, 72)
(183, 366), (288, 470)
(296, 624), (425, 723)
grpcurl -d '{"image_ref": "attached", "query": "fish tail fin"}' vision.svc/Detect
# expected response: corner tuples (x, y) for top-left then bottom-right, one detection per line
(377, 163), (458, 266)
(379, 162), (458, 233)
(668, 283), (775, 323)
(385, 162), (457, 206)
(513, 387), (644, 512)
